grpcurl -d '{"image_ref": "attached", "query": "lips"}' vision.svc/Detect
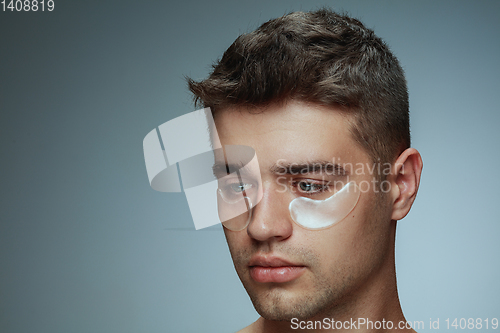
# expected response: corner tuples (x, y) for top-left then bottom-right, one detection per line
(248, 256), (306, 283)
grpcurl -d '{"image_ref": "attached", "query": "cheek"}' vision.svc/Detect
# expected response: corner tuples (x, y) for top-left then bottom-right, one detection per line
(308, 223), (359, 264)
(339, 193), (393, 264)
(223, 229), (250, 259)
(300, 195), (378, 265)
(223, 229), (238, 249)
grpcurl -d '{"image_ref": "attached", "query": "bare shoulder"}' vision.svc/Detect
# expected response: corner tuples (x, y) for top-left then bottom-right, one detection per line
(235, 320), (260, 333)
(235, 325), (252, 333)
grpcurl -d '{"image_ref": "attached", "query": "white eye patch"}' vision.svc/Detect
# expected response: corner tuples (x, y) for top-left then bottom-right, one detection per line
(289, 182), (360, 230)
(218, 194), (254, 231)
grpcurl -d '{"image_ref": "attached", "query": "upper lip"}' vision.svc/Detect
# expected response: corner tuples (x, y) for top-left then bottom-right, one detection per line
(248, 255), (304, 267)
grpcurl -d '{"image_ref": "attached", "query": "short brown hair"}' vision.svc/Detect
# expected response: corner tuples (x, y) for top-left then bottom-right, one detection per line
(188, 9), (410, 164)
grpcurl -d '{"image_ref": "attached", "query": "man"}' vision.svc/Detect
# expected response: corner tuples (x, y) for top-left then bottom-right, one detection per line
(188, 9), (422, 332)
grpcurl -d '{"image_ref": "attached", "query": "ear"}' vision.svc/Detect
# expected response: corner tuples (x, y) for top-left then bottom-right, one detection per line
(390, 148), (423, 220)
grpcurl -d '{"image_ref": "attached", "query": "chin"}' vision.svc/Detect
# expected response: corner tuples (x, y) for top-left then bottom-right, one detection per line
(247, 287), (334, 321)
(253, 300), (324, 322)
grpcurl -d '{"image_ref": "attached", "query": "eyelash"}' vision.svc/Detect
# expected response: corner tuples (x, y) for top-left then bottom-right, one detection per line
(292, 179), (331, 195)
(219, 179), (256, 201)
(221, 178), (331, 197)
(228, 182), (252, 193)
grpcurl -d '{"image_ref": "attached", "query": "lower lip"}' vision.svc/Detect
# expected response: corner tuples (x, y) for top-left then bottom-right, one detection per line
(250, 266), (306, 283)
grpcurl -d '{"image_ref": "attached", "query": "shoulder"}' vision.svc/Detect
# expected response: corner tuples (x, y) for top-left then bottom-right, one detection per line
(236, 324), (254, 333)
(235, 319), (260, 333)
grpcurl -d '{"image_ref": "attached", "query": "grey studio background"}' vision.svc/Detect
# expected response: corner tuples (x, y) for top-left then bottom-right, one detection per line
(1, 0), (499, 332)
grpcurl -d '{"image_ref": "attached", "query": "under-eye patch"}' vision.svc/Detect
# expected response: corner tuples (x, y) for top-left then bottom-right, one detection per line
(289, 182), (360, 230)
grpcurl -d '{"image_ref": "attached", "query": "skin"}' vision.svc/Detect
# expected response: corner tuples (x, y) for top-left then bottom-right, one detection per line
(215, 100), (423, 333)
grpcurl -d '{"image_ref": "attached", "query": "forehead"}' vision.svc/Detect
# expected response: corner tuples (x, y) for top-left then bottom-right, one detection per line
(214, 101), (370, 166)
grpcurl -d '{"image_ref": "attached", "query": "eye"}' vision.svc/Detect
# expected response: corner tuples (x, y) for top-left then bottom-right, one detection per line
(229, 182), (252, 193)
(296, 180), (329, 194)
(218, 180), (255, 203)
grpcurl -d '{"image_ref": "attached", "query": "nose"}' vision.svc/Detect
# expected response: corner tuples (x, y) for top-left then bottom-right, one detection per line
(246, 180), (293, 242)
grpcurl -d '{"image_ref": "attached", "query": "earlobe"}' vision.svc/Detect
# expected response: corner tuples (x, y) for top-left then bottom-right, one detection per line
(390, 148), (423, 221)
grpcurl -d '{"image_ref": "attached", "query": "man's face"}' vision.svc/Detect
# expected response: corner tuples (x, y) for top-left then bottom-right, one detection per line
(215, 101), (395, 320)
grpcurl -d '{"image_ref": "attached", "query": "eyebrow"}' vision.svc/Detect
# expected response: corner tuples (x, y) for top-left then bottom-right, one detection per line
(269, 160), (348, 176)
(212, 161), (246, 178)
(213, 160), (348, 178)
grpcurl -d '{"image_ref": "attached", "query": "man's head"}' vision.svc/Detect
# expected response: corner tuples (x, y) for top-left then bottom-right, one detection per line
(187, 8), (422, 323)
(189, 9), (410, 165)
